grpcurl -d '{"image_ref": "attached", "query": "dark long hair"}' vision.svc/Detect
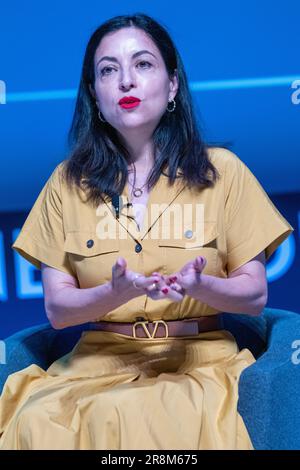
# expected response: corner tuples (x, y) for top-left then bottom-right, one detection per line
(64, 12), (221, 206)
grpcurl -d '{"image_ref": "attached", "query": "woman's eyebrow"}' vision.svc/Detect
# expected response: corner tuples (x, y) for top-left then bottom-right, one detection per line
(96, 50), (157, 67)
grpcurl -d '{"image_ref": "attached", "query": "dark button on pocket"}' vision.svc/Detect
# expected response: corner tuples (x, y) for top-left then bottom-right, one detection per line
(86, 239), (94, 248)
(135, 243), (142, 253)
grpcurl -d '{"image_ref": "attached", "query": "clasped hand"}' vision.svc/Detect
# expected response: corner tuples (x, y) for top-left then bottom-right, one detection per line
(111, 256), (207, 302)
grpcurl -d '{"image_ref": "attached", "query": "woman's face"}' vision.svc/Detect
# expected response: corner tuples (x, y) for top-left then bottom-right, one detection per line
(91, 27), (178, 136)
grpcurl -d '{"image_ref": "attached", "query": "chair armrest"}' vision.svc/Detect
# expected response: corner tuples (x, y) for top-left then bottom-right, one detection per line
(0, 322), (87, 394)
(238, 308), (300, 450)
(221, 311), (267, 358)
(0, 323), (56, 393)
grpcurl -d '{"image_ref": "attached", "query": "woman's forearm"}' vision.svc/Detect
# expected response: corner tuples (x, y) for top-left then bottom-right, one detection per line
(46, 282), (137, 329)
(46, 271), (267, 330)
(189, 273), (267, 316)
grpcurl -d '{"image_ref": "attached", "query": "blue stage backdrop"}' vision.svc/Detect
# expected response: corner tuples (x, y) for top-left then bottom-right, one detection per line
(0, 1), (299, 337)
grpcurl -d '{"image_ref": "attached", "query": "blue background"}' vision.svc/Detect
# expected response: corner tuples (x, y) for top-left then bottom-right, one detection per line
(0, 1), (299, 336)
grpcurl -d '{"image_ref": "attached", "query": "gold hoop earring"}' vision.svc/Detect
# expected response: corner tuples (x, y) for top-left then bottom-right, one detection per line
(166, 98), (176, 113)
(98, 110), (106, 123)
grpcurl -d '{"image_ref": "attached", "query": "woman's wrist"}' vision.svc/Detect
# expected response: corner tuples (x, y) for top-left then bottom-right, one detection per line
(184, 273), (209, 300)
(106, 280), (145, 303)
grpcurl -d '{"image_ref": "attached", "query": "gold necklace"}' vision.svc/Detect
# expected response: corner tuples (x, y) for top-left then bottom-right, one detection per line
(128, 162), (149, 197)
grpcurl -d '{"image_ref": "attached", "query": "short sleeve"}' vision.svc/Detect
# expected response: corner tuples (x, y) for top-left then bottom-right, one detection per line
(224, 152), (294, 274)
(12, 163), (76, 277)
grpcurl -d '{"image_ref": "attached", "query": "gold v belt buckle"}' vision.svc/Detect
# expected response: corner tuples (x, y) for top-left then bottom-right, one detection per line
(132, 320), (169, 339)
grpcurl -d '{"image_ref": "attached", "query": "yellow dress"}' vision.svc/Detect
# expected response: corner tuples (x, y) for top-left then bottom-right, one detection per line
(0, 148), (294, 450)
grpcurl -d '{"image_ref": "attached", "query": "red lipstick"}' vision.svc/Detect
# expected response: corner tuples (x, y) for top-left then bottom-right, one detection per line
(118, 96), (141, 109)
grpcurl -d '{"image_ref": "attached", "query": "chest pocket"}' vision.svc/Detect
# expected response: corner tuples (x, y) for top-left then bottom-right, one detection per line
(64, 231), (120, 288)
(158, 221), (218, 276)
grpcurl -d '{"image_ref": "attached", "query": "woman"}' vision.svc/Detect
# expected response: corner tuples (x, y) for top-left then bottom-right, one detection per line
(0, 13), (294, 449)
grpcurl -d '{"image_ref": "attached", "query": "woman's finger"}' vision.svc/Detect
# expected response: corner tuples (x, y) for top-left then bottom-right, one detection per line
(194, 256), (206, 272)
(112, 257), (127, 278)
(169, 282), (184, 294)
(132, 274), (160, 290)
(165, 274), (178, 286)
(160, 285), (184, 301)
(145, 273), (168, 299)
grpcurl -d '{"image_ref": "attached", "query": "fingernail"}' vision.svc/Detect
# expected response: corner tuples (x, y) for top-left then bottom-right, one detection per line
(154, 279), (159, 283)
(162, 288), (169, 294)
(171, 276), (177, 282)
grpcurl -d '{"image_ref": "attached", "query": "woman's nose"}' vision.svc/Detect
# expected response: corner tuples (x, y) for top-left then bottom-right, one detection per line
(119, 71), (137, 91)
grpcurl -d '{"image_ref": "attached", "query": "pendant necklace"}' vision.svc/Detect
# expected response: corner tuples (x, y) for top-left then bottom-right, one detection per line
(128, 162), (149, 198)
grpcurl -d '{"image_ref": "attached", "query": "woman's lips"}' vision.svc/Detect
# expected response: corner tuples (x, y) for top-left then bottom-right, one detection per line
(119, 101), (141, 109)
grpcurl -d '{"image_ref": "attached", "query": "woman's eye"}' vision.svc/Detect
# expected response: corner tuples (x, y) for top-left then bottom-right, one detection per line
(100, 61), (152, 77)
(137, 61), (152, 69)
(100, 66), (115, 76)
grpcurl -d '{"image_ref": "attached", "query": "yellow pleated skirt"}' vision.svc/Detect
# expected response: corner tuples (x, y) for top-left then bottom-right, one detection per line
(0, 329), (255, 450)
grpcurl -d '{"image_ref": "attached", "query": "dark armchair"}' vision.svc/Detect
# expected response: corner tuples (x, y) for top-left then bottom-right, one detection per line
(1, 307), (300, 450)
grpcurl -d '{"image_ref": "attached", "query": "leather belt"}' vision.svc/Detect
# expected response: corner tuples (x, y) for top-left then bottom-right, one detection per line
(88, 315), (223, 339)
